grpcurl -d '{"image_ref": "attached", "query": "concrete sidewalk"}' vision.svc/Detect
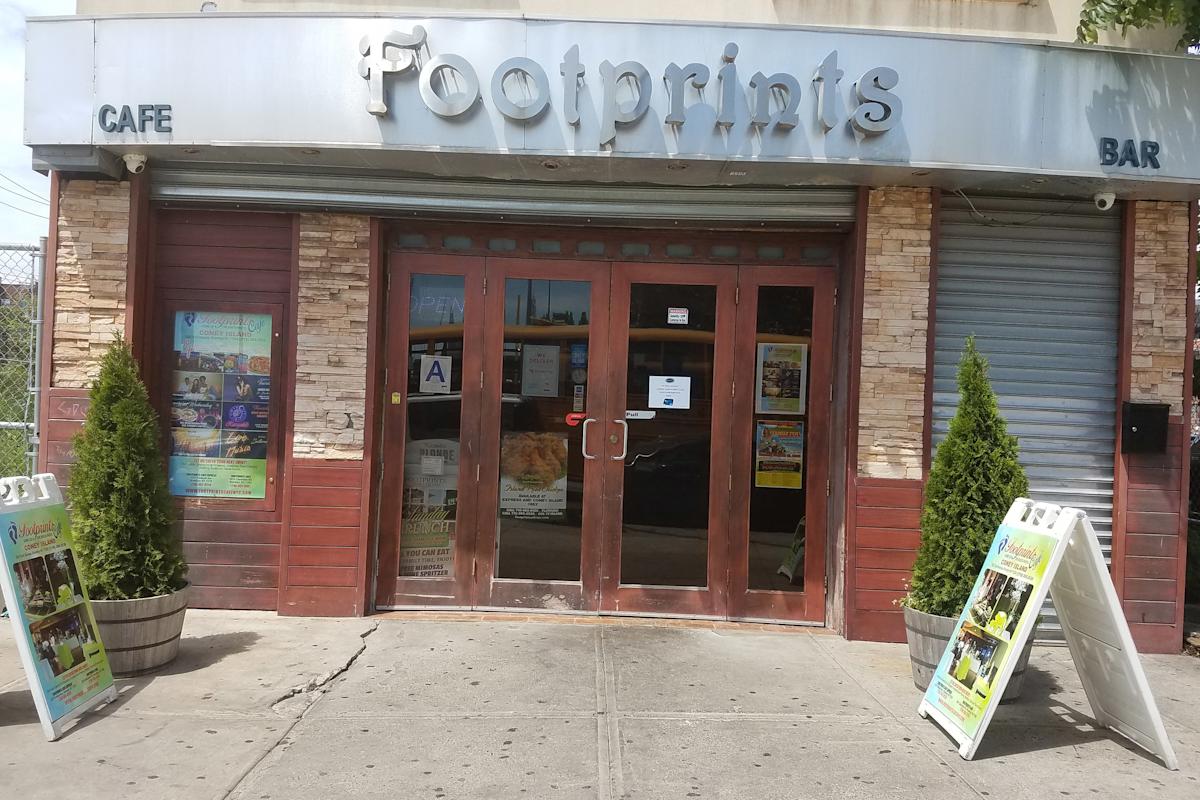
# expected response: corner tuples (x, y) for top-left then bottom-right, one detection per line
(1, 612), (1197, 799)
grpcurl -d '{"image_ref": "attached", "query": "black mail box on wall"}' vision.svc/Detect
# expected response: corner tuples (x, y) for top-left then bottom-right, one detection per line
(1121, 402), (1170, 454)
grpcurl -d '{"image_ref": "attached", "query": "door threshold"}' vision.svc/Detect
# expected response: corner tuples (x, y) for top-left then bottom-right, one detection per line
(371, 607), (830, 633)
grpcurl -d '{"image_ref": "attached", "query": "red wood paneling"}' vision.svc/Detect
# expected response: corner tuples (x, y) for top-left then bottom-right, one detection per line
(1125, 534), (1179, 559)
(180, 519), (283, 545)
(847, 477), (924, 643)
(1124, 600), (1177, 626)
(279, 458), (369, 616)
(1126, 488), (1181, 515)
(189, 586), (279, 610)
(1123, 578), (1177, 602)
(1113, 420), (1186, 653)
(1124, 556), (1177, 580)
(182, 542), (279, 567)
(151, 209), (295, 611)
(42, 387), (88, 493)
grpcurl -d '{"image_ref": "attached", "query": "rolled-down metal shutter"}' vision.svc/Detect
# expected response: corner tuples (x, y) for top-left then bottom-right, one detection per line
(151, 166), (857, 226)
(934, 194), (1121, 640)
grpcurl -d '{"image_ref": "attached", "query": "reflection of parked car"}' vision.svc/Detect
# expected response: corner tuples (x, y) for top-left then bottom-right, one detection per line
(406, 393), (524, 439)
(622, 436), (711, 529)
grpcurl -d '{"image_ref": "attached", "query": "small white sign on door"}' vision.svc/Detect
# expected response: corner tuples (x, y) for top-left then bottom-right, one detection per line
(520, 344), (560, 397)
(648, 376), (691, 409)
(419, 355), (452, 394)
(667, 307), (689, 325)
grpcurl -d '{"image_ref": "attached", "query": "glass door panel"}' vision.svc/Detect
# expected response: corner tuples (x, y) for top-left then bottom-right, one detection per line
(601, 263), (736, 617)
(619, 283), (717, 587)
(747, 284), (813, 592)
(398, 274), (467, 581)
(728, 265), (835, 623)
(476, 260), (609, 611)
(376, 254), (484, 609)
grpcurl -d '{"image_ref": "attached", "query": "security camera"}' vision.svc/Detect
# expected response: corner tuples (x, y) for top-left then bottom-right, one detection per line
(1094, 192), (1116, 211)
(122, 153), (148, 175)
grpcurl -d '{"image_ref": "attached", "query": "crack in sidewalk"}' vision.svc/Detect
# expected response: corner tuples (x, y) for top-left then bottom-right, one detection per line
(221, 621), (380, 800)
(269, 621), (379, 712)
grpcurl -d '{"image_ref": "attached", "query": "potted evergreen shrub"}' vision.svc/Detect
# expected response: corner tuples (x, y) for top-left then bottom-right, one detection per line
(70, 336), (189, 676)
(902, 337), (1035, 700)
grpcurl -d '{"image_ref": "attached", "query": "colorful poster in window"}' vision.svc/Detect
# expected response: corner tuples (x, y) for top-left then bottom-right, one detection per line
(399, 439), (459, 578)
(921, 523), (1053, 739)
(0, 475), (114, 740)
(498, 432), (568, 519)
(754, 421), (805, 489)
(168, 311), (272, 499)
(755, 343), (808, 415)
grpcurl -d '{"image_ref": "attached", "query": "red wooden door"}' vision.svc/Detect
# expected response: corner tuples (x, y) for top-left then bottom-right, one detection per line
(473, 258), (611, 611)
(726, 265), (836, 623)
(597, 262), (738, 618)
(375, 253), (485, 608)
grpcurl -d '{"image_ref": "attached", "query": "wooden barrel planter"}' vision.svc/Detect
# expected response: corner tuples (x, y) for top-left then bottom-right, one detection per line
(90, 584), (189, 677)
(903, 605), (1035, 703)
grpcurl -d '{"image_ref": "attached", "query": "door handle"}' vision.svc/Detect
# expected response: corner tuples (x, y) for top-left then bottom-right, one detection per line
(581, 417), (598, 460)
(611, 419), (629, 461)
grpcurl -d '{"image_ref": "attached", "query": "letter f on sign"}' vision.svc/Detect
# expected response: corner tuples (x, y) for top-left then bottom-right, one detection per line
(359, 26), (427, 116)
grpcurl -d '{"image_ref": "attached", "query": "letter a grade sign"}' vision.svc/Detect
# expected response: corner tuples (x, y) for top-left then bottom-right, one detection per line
(919, 499), (1177, 769)
(419, 355), (452, 394)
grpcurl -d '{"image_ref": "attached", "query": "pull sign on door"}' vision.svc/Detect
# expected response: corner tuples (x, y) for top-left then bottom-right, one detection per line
(419, 355), (452, 394)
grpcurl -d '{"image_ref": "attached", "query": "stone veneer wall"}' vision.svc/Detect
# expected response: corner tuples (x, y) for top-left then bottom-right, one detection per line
(1131, 201), (1190, 414)
(52, 179), (130, 388)
(857, 187), (933, 480)
(293, 213), (371, 459)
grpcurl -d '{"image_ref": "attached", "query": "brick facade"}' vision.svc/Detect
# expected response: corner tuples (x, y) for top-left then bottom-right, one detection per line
(52, 179), (130, 388)
(293, 213), (372, 459)
(857, 187), (933, 480)
(1130, 201), (1190, 415)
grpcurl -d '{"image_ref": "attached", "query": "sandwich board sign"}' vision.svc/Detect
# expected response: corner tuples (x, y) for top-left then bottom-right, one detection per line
(0, 473), (116, 740)
(918, 499), (1177, 769)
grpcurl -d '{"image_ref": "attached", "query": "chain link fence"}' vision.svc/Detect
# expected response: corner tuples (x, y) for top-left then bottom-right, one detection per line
(0, 242), (44, 477)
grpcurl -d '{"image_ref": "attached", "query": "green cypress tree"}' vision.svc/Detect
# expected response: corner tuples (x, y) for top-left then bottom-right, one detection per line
(906, 336), (1029, 617)
(69, 336), (186, 599)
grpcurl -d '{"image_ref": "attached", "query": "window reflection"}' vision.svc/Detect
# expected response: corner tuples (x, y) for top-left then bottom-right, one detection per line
(620, 283), (716, 587)
(748, 286), (813, 591)
(495, 279), (592, 582)
(399, 275), (465, 580)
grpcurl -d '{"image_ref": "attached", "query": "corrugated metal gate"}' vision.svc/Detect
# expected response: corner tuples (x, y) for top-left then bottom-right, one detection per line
(934, 194), (1121, 638)
(150, 167), (858, 227)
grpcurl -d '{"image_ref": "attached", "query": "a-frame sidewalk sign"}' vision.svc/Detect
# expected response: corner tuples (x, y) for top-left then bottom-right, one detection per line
(0, 474), (116, 740)
(918, 498), (1177, 768)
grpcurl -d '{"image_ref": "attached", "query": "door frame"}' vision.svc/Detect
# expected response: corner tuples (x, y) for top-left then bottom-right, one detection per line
(375, 252), (485, 609)
(473, 257), (612, 612)
(599, 261), (738, 618)
(727, 264), (836, 623)
(372, 224), (846, 624)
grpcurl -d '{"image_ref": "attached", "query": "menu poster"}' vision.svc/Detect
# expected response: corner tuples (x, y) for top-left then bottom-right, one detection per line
(755, 343), (808, 415)
(399, 439), (459, 578)
(498, 432), (568, 520)
(921, 523), (1051, 739)
(754, 421), (806, 489)
(0, 475), (115, 740)
(169, 311), (272, 500)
